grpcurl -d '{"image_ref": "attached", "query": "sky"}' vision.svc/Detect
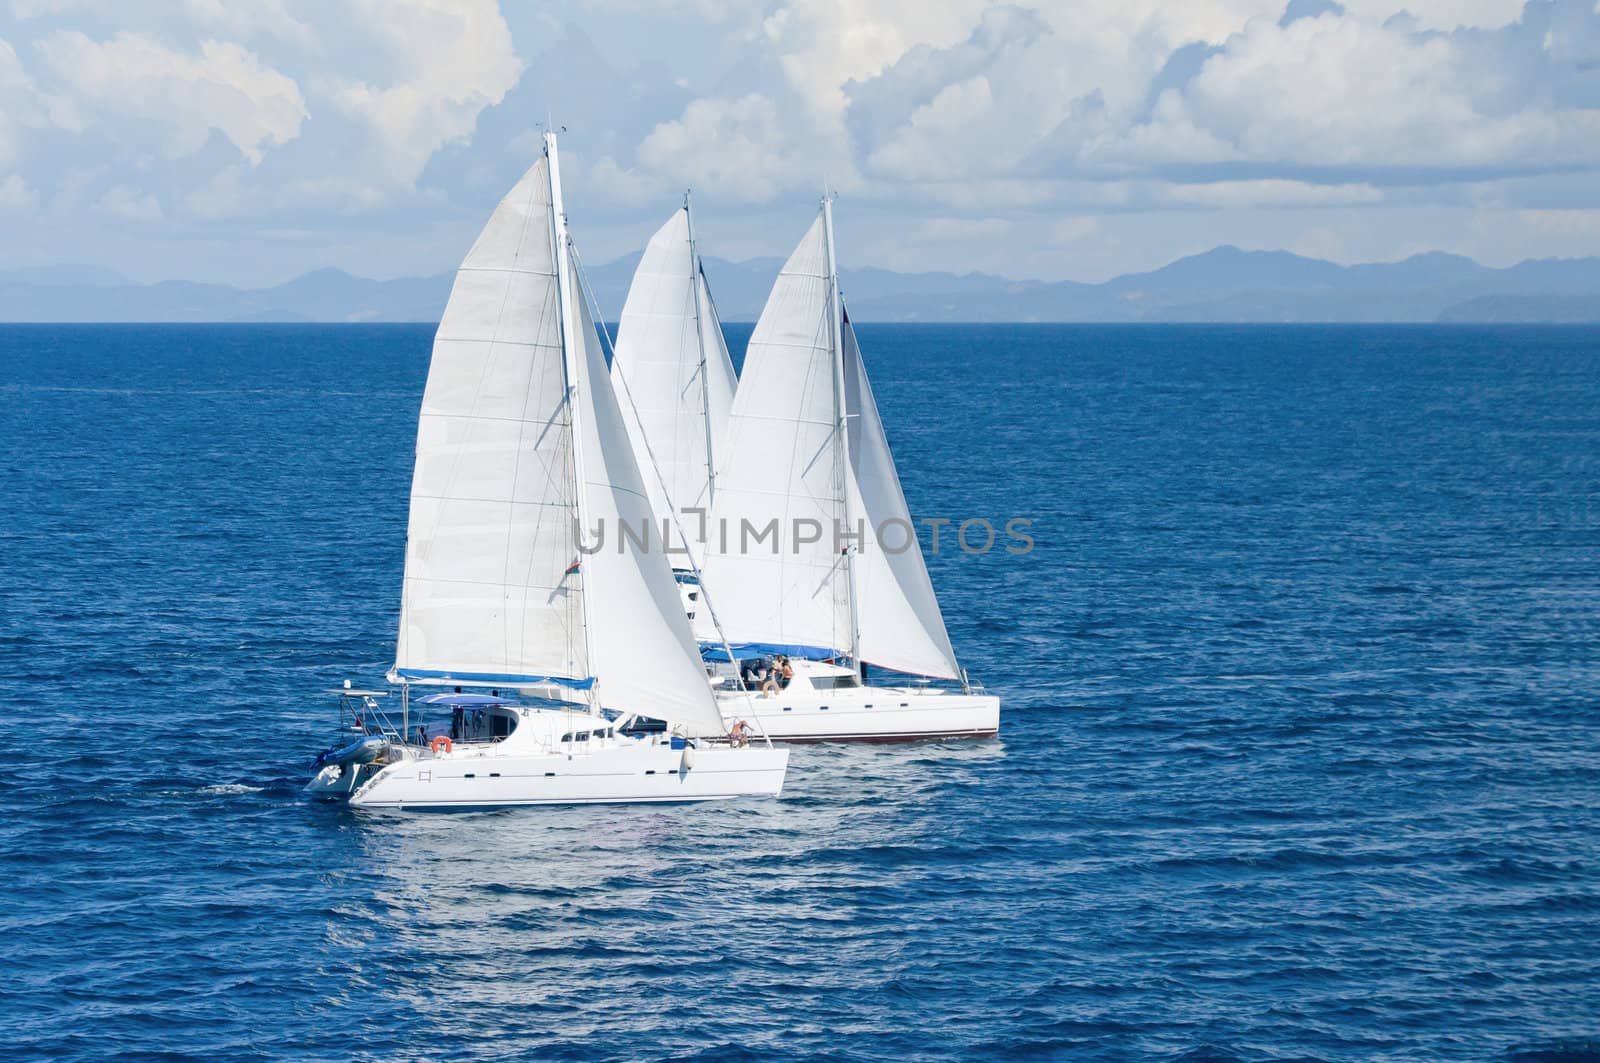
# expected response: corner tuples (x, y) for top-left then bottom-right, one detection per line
(1, 0), (1598, 287)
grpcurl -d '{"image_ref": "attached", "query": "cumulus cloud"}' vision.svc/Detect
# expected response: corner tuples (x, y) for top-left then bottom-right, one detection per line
(588, 155), (661, 207)
(183, 0), (316, 46)
(96, 184), (162, 221)
(35, 31), (306, 164)
(327, 0), (522, 185)
(814, 0), (1600, 193)
(638, 94), (805, 202)
(0, 172), (38, 209)
(2, 0), (1600, 283)
(1089, 10), (1599, 175)
(760, 0), (988, 119)
(0, 36), (50, 169)
(1158, 179), (1384, 206)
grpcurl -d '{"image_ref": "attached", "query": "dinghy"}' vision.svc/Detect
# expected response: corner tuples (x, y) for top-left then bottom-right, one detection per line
(305, 133), (787, 808)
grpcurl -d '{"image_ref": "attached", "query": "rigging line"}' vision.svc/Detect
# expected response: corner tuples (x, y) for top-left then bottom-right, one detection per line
(774, 318), (848, 653)
(515, 281), (584, 674)
(545, 135), (594, 688)
(569, 241), (768, 743)
(685, 194), (717, 512)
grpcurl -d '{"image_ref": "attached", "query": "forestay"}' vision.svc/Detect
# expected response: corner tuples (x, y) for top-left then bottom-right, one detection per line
(611, 207), (737, 567)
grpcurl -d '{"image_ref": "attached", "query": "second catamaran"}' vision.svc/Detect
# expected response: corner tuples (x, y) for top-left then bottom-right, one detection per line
(693, 198), (1001, 742)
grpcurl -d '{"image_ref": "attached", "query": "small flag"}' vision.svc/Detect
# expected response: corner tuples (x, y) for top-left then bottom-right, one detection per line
(564, 558), (582, 576)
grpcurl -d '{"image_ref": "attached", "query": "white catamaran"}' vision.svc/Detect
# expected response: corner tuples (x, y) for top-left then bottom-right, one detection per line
(306, 133), (788, 808)
(694, 198), (1001, 742)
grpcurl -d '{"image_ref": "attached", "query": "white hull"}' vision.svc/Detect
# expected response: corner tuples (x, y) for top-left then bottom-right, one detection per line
(714, 662), (999, 742)
(729, 692), (999, 742)
(307, 703), (787, 811)
(310, 742), (787, 810)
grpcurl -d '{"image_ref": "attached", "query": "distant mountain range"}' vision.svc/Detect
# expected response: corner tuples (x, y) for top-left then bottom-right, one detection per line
(3, 247), (1599, 324)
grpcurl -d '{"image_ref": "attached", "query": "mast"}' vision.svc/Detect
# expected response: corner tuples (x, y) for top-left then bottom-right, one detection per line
(545, 130), (598, 696)
(685, 190), (717, 510)
(822, 193), (862, 678)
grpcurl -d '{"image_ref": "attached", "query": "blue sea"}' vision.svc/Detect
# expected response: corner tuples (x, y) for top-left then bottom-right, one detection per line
(2, 323), (1598, 1060)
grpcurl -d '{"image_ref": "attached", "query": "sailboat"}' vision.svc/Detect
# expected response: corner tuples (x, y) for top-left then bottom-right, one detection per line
(609, 196), (738, 628)
(694, 198), (1001, 742)
(305, 133), (788, 808)
(611, 196), (738, 567)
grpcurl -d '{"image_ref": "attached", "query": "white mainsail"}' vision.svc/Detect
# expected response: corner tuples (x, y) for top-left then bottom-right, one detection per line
(698, 202), (963, 679)
(696, 216), (852, 657)
(611, 205), (737, 567)
(391, 138), (726, 735)
(393, 157), (583, 687)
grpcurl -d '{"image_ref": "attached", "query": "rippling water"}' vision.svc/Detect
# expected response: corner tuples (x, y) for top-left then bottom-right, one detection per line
(3, 323), (1598, 1060)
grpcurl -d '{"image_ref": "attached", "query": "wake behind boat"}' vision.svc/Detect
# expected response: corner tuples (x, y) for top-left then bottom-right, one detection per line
(305, 132), (787, 809)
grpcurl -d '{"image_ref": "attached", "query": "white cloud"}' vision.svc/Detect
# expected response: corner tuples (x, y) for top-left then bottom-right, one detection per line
(35, 31), (306, 164)
(1158, 179), (1384, 206)
(0, 37), (46, 167)
(578, 0), (742, 18)
(0, 172), (38, 209)
(638, 94), (803, 202)
(1342, 0), (1527, 30)
(96, 184), (162, 221)
(588, 155), (660, 207)
(183, 163), (245, 220)
(761, 0), (987, 120)
(2, 0), (1600, 283)
(184, 0), (316, 46)
(1101, 11), (1600, 172)
(866, 75), (995, 180)
(327, 0), (522, 185)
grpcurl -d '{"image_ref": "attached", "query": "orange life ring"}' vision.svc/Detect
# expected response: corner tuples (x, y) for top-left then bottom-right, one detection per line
(431, 735), (453, 754)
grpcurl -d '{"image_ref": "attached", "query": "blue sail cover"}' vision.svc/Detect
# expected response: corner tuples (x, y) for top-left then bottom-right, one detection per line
(699, 642), (844, 663)
(393, 668), (596, 690)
